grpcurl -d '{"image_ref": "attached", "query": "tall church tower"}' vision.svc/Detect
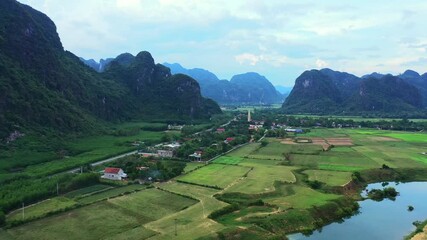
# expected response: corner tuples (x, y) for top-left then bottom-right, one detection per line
(247, 109), (251, 122)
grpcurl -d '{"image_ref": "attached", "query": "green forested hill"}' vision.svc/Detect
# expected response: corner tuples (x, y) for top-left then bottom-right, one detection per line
(0, 0), (220, 140)
(283, 69), (426, 116)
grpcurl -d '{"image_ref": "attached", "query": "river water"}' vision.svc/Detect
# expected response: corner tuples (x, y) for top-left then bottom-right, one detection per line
(288, 182), (427, 240)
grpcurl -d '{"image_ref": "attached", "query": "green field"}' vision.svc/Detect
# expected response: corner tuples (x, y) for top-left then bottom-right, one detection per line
(7, 197), (76, 223)
(4, 127), (427, 239)
(183, 162), (206, 173)
(108, 188), (197, 222)
(148, 182), (227, 240)
(64, 184), (113, 199)
(77, 184), (146, 205)
(177, 164), (251, 189)
(6, 201), (150, 240)
(304, 170), (352, 186)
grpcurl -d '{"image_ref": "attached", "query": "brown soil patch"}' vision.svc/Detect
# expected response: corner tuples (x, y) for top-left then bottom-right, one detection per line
(281, 138), (297, 145)
(369, 136), (400, 142)
(310, 138), (330, 150)
(325, 138), (353, 146)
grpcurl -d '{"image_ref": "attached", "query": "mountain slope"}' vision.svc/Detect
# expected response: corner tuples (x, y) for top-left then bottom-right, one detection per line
(283, 69), (424, 115)
(163, 63), (283, 104)
(0, 0), (220, 140)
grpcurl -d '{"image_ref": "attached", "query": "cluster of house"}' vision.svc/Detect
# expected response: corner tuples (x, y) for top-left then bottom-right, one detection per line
(168, 124), (184, 131)
(137, 142), (181, 158)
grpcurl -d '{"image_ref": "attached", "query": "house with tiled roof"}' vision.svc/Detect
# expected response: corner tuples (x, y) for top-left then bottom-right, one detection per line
(102, 167), (127, 180)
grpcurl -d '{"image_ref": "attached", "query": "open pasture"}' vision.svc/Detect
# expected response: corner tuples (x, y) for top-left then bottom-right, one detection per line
(77, 184), (146, 205)
(213, 156), (243, 165)
(7, 197), (76, 223)
(224, 164), (296, 194)
(64, 184), (112, 199)
(108, 188), (197, 222)
(226, 143), (260, 157)
(177, 164), (251, 189)
(265, 185), (341, 209)
(303, 170), (352, 186)
(6, 201), (148, 240)
(148, 182), (227, 240)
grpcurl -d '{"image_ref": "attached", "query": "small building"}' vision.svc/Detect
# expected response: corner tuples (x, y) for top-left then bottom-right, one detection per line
(224, 137), (235, 144)
(168, 124), (184, 131)
(138, 151), (159, 158)
(189, 151), (203, 161)
(285, 128), (303, 133)
(216, 128), (225, 133)
(163, 142), (181, 149)
(102, 167), (127, 181)
(157, 149), (174, 158)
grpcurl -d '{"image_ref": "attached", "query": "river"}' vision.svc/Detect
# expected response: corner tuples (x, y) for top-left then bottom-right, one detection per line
(288, 182), (427, 240)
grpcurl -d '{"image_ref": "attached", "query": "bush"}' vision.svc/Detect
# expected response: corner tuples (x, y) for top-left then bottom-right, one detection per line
(208, 203), (239, 219)
(0, 210), (5, 226)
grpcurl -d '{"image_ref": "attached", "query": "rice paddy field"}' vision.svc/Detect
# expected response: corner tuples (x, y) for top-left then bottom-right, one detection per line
(3, 127), (427, 239)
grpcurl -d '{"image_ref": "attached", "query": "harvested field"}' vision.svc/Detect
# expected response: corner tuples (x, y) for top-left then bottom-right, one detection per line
(281, 138), (297, 145)
(310, 138), (330, 150)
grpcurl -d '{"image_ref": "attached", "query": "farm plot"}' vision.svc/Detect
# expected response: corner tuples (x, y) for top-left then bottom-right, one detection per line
(213, 156), (243, 165)
(265, 185), (341, 209)
(7, 197), (76, 223)
(303, 170), (352, 186)
(108, 188), (197, 222)
(148, 181), (227, 240)
(77, 184), (146, 205)
(6, 201), (148, 240)
(227, 143), (260, 157)
(248, 141), (291, 160)
(177, 164), (251, 189)
(225, 165), (296, 194)
(64, 184), (112, 199)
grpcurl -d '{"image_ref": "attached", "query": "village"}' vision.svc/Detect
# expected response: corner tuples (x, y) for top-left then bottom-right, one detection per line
(99, 110), (304, 183)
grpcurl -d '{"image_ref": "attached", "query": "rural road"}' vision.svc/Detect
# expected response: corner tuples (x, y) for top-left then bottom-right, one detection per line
(63, 118), (235, 175)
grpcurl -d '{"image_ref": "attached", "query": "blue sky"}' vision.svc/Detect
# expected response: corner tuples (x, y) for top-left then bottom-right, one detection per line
(20, 0), (427, 86)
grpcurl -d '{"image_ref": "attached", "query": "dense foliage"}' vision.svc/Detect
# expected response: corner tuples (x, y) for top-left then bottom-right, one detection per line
(283, 69), (427, 117)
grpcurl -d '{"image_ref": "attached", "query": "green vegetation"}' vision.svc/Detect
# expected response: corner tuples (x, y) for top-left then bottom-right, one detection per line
(76, 185), (146, 205)
(177, 164), (251, 189)
(304, 170), (352, 186)
(63, 184), (112, 199)
(7, 197), (76, 223)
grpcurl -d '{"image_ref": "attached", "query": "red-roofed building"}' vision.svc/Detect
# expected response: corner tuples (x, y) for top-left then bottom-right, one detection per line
(102, 167), (127, 180)
(216, 128), (225, 133)
(224, 137), (235, 144)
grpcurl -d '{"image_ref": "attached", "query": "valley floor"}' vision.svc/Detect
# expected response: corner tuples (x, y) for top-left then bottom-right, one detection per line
(2, 128), (427, 239)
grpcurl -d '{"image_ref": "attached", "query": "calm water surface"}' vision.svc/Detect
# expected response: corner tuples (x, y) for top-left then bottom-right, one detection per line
(288, 182), (427, 240)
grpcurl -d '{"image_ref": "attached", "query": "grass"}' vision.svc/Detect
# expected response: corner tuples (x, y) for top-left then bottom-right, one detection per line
(108, 188), (197, 222)
(225, 164), (296, 194)
(77, 184), (146, 205)
(183, 162), (206, 173)
(213, 156), (243, 165)
(265, 185), (341, 209)
(63, 184), (112, 198)
(303, 170), (353, 186)
(6, 201), (146, 240)
(177, 164), (251, 189)
(147, 181), (227, 240)
(227, 143), (260, 157)
(7, 197), (76, 223)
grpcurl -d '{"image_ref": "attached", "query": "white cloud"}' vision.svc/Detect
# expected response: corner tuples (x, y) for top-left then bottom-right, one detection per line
(235, 53), (263, 66)
(316, 59), (328, 68)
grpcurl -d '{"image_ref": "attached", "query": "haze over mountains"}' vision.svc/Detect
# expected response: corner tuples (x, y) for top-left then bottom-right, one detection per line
(81, 60), (286, 105)
(0, 0), (220, 139)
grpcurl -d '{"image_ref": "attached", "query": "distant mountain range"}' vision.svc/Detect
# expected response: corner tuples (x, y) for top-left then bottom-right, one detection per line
(283, 68), (427, 116)
(163, 63), (285, 105)
(0, 0), (220, 140)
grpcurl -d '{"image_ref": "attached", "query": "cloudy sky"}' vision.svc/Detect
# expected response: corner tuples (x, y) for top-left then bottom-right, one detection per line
(20, 0), (427, 86)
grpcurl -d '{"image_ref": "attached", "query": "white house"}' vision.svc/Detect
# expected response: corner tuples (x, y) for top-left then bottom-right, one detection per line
(102, 167), (127, 180)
